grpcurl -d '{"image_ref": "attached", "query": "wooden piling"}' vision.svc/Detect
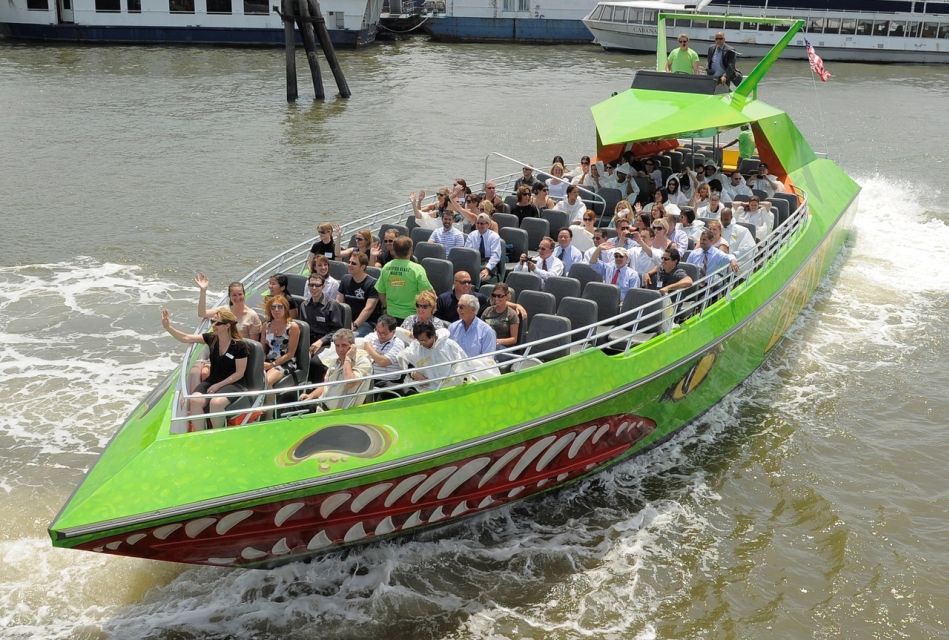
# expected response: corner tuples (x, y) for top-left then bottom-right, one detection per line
(296, 0), (325, 100)
(282, 0), (297, 102)
(308, 0), (352, 99)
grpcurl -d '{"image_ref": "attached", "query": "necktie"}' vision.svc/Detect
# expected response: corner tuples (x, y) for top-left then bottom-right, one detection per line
(479, 234), (487, 260)
(558, 247), (564, 259)
(542, 258), (548, 271)
(703, 250), (709, 274)
(611, 269), (620, 285)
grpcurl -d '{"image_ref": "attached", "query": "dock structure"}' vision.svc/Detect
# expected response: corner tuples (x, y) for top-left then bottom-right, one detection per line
(280, 0), (351, 102)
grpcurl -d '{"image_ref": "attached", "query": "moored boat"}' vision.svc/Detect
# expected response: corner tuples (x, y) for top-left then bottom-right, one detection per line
(424, 0), (598, 44)
(584, 0), (949, 63)
(49, 15), (860, 568)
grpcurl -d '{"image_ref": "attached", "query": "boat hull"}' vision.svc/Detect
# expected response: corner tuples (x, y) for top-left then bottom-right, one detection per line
(50, 174), (857, 567)
(426, 16), (593, 44)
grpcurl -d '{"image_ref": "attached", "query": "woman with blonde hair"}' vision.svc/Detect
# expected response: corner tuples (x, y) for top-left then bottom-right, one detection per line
(545, 162), (568, 199)
(260, 294), (301, 389)
(306, 254), (340, 302)
(335, 227), (373, 263)
(161, 307), (248, 430)
(400, 289), (448, 337)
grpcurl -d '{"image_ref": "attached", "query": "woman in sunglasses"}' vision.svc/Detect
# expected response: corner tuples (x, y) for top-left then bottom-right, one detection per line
(161, 307), (248, 430)
(480, 282), (520, 349)
(260, 294), (301, 389)
(400, 289), (448, 339)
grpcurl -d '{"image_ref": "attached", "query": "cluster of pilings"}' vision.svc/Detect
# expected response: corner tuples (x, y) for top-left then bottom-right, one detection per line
(281, 0), (351, 101)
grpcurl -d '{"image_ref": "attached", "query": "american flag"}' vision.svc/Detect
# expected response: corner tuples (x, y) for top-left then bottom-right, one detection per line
(805, 39), (831, 82)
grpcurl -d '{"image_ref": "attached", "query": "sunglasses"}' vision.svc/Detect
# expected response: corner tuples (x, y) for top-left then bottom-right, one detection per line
(415, 303), (432, 309)
(662, 256), (674, 261)
(490, 292), (506, 298)
(308, 282), (323, 288)
(457, 280), (472, 285)
(270, 304), (285, 310)
(212, 320), (229, 326)
(652, 226), (664, 231)
(348, 261), (360, 266)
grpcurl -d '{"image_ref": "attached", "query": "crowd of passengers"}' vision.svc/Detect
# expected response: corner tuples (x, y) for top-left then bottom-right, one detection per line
(160, 151), (790, 429)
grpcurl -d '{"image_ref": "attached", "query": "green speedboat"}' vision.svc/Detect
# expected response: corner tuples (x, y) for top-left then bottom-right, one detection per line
(49, 16), (859, 567)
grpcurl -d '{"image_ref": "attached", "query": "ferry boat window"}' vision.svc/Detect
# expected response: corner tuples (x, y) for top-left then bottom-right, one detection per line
(939, 24), (949, 38)
(169, 0), (195, 12)
(600, 5), (613, 22)
(128, 0), (141, 12)
(921, 22), (938, 37)
(856, 20), (872, 35)
(589, 5), (603, 21)
(95, 0), (119, 11)
(888, 21), (905, 37)
(807, 17), (824, 34)
(672, 18), (690, 28)
(773, 19), (788, 32)
(518, 0), (529, 10)
(872, 21), (889, 36)
(207, 0), (231, 13)
(708, 19), (724, 29)
(840, 19), (856, 35)
(26, 0), (48, 9)
(614, 7), (627, 22)
(628, 7), (642, 23)
(824, 18), (840, 34)
(724, 20), (740, 31)
(643, 9), (656, 24)
(244, 0), (268, 14)
(502, 0), (515, 10)
(757, 20), (773, 32)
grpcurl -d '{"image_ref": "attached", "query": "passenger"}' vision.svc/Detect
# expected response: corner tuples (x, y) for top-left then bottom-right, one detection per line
(554, 227), (585, 272)
(513, 165), (536, 191)
(736, 196), (774, 239)
(616, 163), (641, 204)
(480, 282), (521, 350)
(697, 191), (724, 219)
(571, 157), (597, 188)
(722, 171), (753, 203)
(678, 208), (706, 245)
(737, 124), (756, 159)
(482, 181), (504, 210)
(554, 184), (588, 222)
(375, 236), (433, 324)
(299, 329), (372, 406)
(664, 175), (690, 208)
(569, 209), (597, 253)
(688, 182), (712, 211)
(646, 190), (680, 217)
(194, 273), (261, 341)
(299, 273), (345, 383)
(707, 31), (740, 87)
(545, 162), (569, 200)
(607, 220), (637, 252)
(642, 158), (663, 189)
(651, 219), (677, 255)
(746, 162), (785, 198)
(266, 274), (299, 319)
(598, 161), (618, 191)
(452, 177), (470, 208)
(399, 321), (470, 393)
(428, 209), (466, 256)
(720, 207), (757, 262)
(465, 213), (504, 283)
(160, 307), (248, 431)
(409, 189), (447, 230)
(308, 222), (337, 262)
(401, 290), (449, 337)
(335, 227), (373, 264)
(628, 227), (660, 288)
(436, 271), (487, 323)
(657, 247), (694, 296)
(686, 229), (740, 278)
(666, 33), (700, 74)
(260, 294), (301, 389)
(706, 220), (731, 252)
(583, 228), (609, 264)
(587, 245), (641, 301)
(449, 294), (498, 358)
(371, 228), (400, 268)
(513, 236), (564, 281)
(362, 315), (406, 387)
(306, 255), (340, 303)
(510, 185), (540, 223)
(705, 163), (727, 188)
(532, 182), (556, 211)
(664, 213), (690, 252)
(337, 252), (380, 338)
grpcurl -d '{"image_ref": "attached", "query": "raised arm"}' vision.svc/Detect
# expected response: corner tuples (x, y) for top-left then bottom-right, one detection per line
(195, 272), (212, 319)
(161, 308), (205, 344)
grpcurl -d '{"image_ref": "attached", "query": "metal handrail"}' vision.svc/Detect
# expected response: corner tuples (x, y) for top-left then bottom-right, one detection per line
(484, 152), (607, 210)
(170, 184), (809, 425)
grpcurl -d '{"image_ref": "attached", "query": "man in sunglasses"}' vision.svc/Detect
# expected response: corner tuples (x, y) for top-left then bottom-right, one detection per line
(707, 31), (740, 87)
(666, 33), (700, 74)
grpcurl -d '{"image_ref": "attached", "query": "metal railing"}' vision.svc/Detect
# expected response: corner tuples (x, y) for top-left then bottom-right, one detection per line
(170, 174), (808, 428)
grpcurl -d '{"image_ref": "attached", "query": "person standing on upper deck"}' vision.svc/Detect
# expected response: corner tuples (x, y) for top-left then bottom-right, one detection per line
(707, 32), (740, 87)
(666, 33), (700, 74)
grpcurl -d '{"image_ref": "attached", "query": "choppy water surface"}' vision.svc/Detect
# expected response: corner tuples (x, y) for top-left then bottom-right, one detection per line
(0, 40), (946, 639)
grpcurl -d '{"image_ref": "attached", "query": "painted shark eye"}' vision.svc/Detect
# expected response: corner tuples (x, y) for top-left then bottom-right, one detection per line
(286, 424), (392, 464)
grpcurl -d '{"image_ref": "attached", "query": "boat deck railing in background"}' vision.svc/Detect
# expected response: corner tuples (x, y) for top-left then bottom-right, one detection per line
(171, 175), (808, 429)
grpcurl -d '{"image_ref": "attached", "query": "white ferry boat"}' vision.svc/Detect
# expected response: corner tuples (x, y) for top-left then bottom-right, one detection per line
(425, 0), (599, 44)
(0, 0), (384, 47)
(583, 0), (949, 63)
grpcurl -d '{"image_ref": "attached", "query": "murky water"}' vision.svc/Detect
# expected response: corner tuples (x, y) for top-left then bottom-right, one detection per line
(0, 39), (946, 639)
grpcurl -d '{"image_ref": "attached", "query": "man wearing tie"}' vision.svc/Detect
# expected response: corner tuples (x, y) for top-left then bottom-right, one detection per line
(686, 229), (740, 279)
(513, 236), (564, 281)
(464, 213), (504, 283)
(554, 228), (585, 273)
(587, 245), (641, 301)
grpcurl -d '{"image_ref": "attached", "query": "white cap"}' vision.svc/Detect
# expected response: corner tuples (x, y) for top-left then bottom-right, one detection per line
(616, 162), (632, 175)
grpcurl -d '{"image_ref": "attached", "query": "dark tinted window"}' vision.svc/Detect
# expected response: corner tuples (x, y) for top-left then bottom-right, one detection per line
(95, 0), (120, 10)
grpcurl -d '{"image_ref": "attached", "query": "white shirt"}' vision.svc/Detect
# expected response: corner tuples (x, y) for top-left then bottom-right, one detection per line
(364, 332), (406, 381)
(546, 178), (568, 199)
(628, 244), (661, 277)
(554, 197), (588, 222)
(722, 182), (753, 204)
(429, 225), (466, 255)
(698, 203), (724, 220)
(678, 220), (705, 244)
(513, 254), (564, 281)
(721, 222), (757, 263)
(398, 335), (468, 392)
(747, 174), (784, 198)
(553, 243), (585, 272)
(464, 229), (504, 273)
(737, 206), (774, 240)
(589, 260), (641, 300)
(569, 225), (595, 253)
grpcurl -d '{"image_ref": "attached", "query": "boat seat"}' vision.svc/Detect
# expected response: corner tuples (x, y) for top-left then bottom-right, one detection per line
(327, 259), (348, 281)
(505, 271), (544, 301)
(751, 188), (769, 200)
(582, 196), (605, 217)
(224, 339), (266, 427)
(556, 296), (598, 352)
(273, 319), (311, 396)
(421, 257), (454, 295)
(666, 150), (684, 172)
(494, 202), (510, 214)
(379, 223), (409, 241)
(568, 263), (602, 294)
(366, 266), (382, 280)
(520, 217), (550, 252)
(405, 214), (418, 231)
(411, 226), (434, 247)
(414, 241), (447, 262)
(479, 283), (495, 299)
(596, 188), (623, 224)
(448, 246), (482, 288)
(503, 194), (518, 210)
(338, 302), (352, 331)
(738, 157), (761, 175)
(770, 197), (790, 228)
(737, 221), (759, 243)
(771, 191), (799, 215)
(606, 289), (666, 351)
(540, 209), (569, 235)
(500, 226), (529, 270)
(524, 314), (571, 362)
(284, 274), (309, 298)
(543, 275), (581, 308)
(516, 290), (556, 336)
(731, 193), (751, 203)
(493, 212), (519, 231)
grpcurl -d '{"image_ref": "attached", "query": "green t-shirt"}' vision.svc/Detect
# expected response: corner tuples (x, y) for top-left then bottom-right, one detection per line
(667, 47), (699, 74)
(738, 129), (756, 159)
(375, 259), (433, 319)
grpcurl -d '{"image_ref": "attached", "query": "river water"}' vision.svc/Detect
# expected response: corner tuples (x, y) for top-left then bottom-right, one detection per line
(0, 39), (946, 639)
